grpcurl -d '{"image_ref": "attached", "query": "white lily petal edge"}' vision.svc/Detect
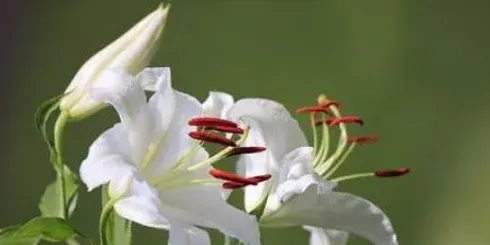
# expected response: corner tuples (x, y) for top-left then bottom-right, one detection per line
(80, 68), (261, 245)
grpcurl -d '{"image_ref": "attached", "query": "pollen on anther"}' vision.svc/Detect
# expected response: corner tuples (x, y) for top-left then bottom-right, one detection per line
(347, 135), (378, 144)
(189, 131), (236, 146)
(374, 167), (410, 177)
(206, 125), (244, 134)
(209, 169), (257, 185)
(188, 117), (238, 128)
(226, 146), (266, 157)
(296, 106), (333, 115)
(222, 181), (248, 189)
(329, 116), (364, 126)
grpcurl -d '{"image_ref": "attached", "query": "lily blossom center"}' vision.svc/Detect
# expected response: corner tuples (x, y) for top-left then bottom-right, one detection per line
(295, 94), (410, 183)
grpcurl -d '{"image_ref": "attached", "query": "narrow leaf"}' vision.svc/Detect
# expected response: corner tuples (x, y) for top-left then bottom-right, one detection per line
(0, 217), (83, 245)
(34, 94), (64, 165)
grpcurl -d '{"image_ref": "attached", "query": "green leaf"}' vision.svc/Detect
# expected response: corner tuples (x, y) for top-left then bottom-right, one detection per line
(38, 165), (79, 218)
(0, 217), (82, 245)
(100, 186), (132, 245)
(34, 94), (64, 164)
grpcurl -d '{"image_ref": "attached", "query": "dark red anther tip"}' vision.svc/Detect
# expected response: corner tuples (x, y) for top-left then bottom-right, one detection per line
(222, 181), (248, 189)
(374, 167), (410, 177)
(189, 131), (236, 147)
(188, 117), (238, 128)
(226, 146), (267, 157)
(246, 174), (272, 184)
(206, 125), (244, 134)
(209, 169), (257, 185)
(328, 116), (364, 126)
(296, 106), (333, 115)
(347, 135), (378, 144)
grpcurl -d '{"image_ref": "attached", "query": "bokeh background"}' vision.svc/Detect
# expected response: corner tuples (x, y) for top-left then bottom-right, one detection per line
(1, 0), (489, 244)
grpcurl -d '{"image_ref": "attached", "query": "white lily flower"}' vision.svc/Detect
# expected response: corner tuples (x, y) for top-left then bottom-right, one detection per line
(79, 68), (265, 245)
(227, 96), (409, 245)
(60, 4), (169, 120)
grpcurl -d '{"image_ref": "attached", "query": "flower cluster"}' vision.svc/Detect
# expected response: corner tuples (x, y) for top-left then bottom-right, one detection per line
(1, 3), (410, 245)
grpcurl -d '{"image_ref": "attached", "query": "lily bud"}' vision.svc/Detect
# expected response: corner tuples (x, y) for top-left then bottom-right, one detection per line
(60, 4), (170, 120)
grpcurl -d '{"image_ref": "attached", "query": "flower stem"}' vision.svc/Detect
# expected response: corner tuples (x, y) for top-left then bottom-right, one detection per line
(54, 111), (69, 219)
(224, 235), (232, 245)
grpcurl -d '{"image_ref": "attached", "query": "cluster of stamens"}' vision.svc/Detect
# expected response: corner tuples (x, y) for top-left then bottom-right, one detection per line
(296, 94), (410, 182)
(188, 117), (271, 189)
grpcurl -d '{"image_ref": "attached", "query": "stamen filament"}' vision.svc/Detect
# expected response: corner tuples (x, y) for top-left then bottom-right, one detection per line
(315, 106), (347, 173)
(310, 113), (318, 155)
(330, 172), (375, 182)
(323, 143), (356, 177)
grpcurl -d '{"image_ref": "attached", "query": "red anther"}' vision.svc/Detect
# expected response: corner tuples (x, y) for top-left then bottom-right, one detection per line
(209, 169), (257, 185)
(347, 135), (378, 144)
(222, 181), (248, 189)
(226, 147), (267, 157)
(188, 117), (238, 128)
(206, 125), (244, 134)
(314, 117), (336, 126)
(329, 116), (364, 126)
(374, 167), (410, 177)
(319, 100), (341, 108)
(246, 174), (272, 184)
(189, 131), (236, 146)
(296, 106), (333, 115)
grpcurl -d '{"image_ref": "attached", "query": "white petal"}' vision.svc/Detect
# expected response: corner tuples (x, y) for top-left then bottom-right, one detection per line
(304, 226), (349, 245)
(264, 177), (398, 245)
(112, 174), (170, 229)
(79, 124), (136, 191)
(90, 69), (155, 162)
(147, 67), (176, 136)
(145, 90), (203, 175)
(134, 67), (171, 92)
(168, 225), (211, 245)
(227, 98), (308, 212)
(160, 186), (261, 245)
(202, 91), (234, 118)
(277, 147), (315, 184)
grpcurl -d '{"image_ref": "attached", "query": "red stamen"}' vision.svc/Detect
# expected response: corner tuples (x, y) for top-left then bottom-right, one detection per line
(246, 174), (272, 184)
(329, 116), (364, 126)
(205, 125), (244, 134)
(374, 167), (410, 177)
(296, 106), (333, 115)
(314, 117), (336, 126)
(222, 181), (248, 189)
(188, 117), (238, 128)
(221, 174), (272, 189)
(347, 135), (378, 144)
(189, 131), (236, 146)
(226, 146), (266, 157)
(209, 169), (257, 185)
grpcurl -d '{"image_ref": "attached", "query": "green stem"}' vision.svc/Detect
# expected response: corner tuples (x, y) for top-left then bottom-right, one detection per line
(99, 197), (119, 245)
(54, 112), (69, 219)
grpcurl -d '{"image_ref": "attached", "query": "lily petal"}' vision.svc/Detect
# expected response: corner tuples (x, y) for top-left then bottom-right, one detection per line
(168, 224), (211, 245)
(79, 124), (136, 191)
(135, 67), (171, 92)
(90, 69), (155, 162)
(160, 186), (261, 245)
(146, 89), (203, 175)
(227, 98), (308, 212)
(203, 91), (234, 118)
(303, 226), (349, 245)
(112, 173), (170, 229)
(265, 177), (398, 245)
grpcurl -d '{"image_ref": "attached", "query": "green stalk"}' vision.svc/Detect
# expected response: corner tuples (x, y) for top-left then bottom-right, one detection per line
(54, 111), (69, 219)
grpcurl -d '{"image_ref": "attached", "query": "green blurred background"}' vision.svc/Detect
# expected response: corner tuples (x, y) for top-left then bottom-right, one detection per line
(1, 0), (489, 244)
